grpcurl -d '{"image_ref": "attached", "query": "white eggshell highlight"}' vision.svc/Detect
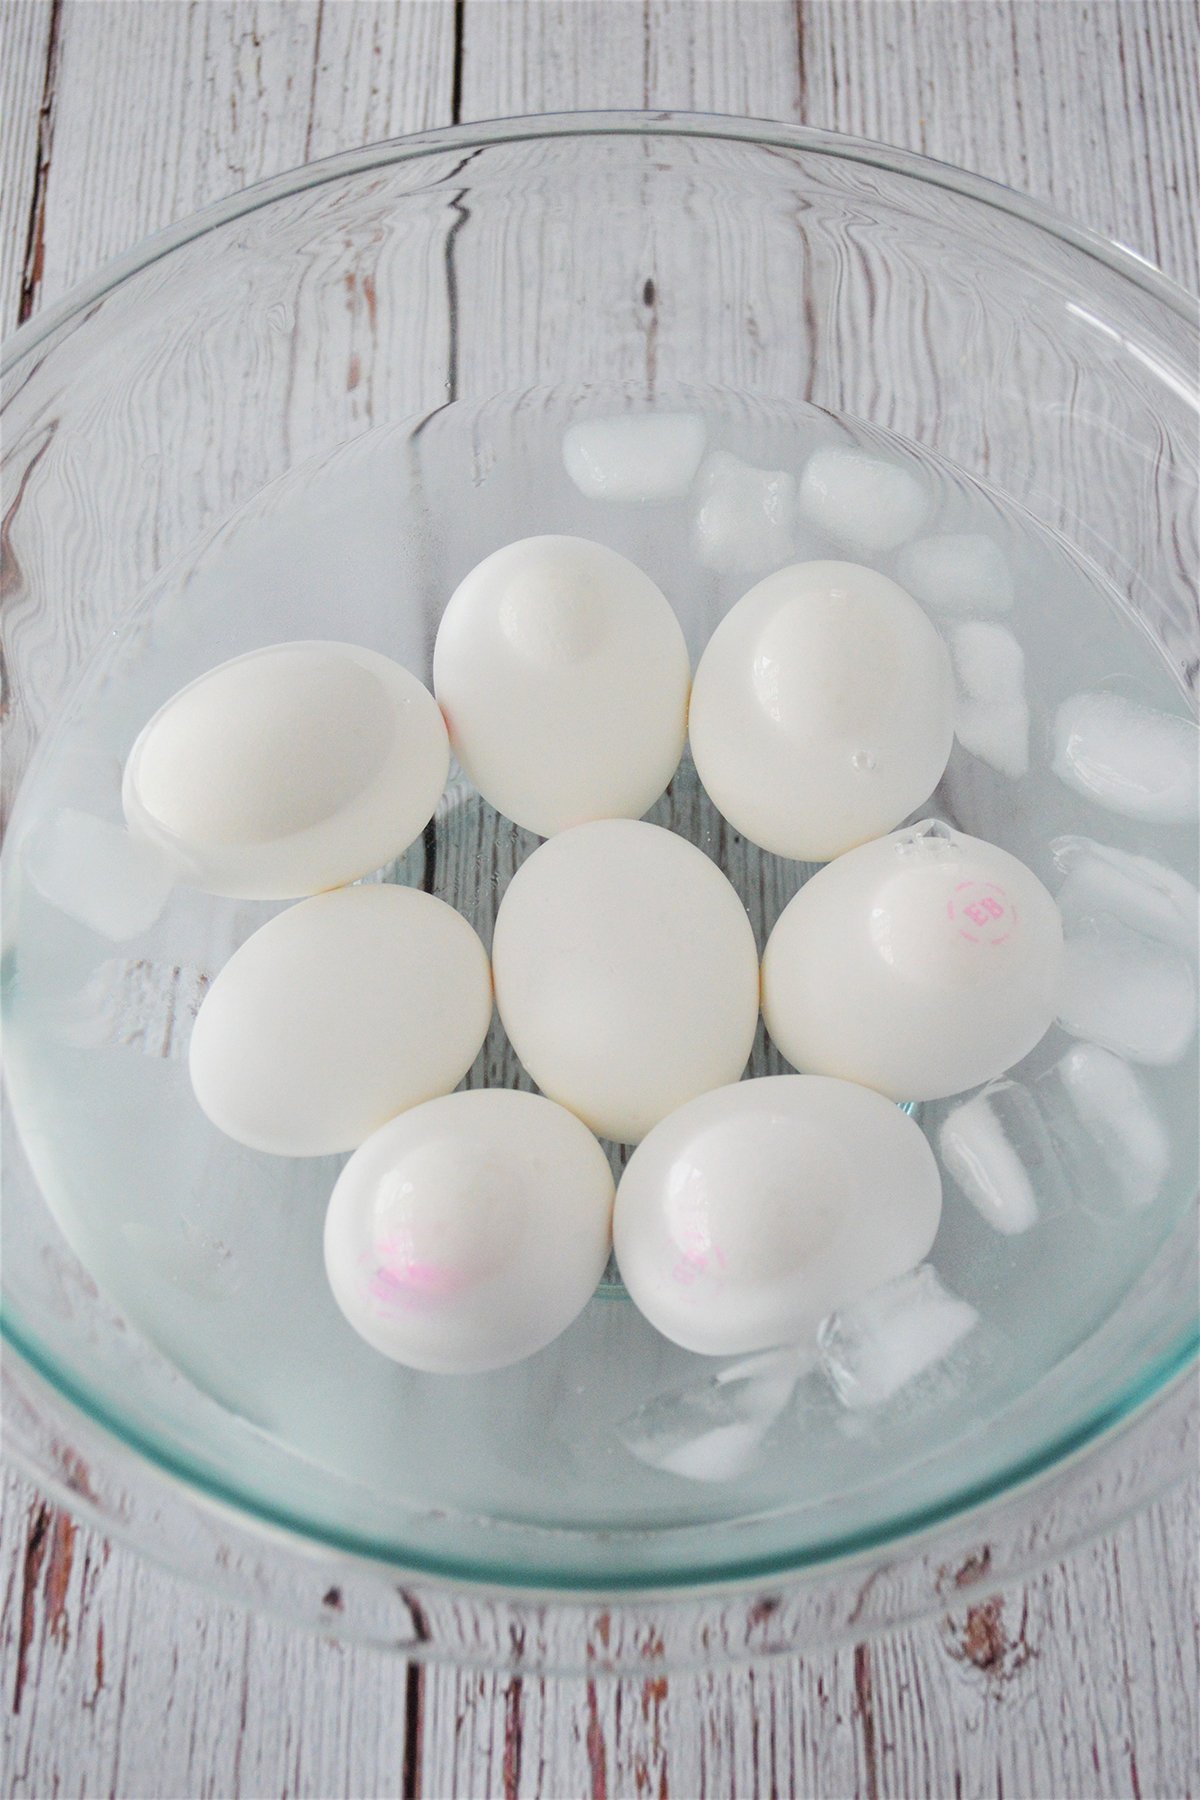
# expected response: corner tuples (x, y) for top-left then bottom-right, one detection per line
(614, 1076), (942, 1357)
(189, 885), (492, 1156)
(762, 821), (1064, 1102)
(433, 536), (690, 837)
(123, 641), (449, 899)
(688, 561), (955, 861)
(492, 819), (760, 1143)
(324, 1089), (614, 1374)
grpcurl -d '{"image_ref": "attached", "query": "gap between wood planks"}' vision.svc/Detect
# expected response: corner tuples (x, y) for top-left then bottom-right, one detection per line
(16, 0), (62, 325)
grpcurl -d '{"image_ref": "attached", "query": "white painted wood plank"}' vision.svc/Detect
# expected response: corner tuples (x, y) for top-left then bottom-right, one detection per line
(0, 0), (55, 340)
(458, 0), (802, 121)
(410, 1477), (1200, 1800)
(26, 0), (456, 318)
(796, 0), (1200, 290)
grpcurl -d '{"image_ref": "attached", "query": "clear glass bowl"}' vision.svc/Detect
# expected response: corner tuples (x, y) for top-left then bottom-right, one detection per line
(3, 113), (1197, 1670)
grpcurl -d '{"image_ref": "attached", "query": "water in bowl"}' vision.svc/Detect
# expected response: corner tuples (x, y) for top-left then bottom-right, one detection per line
(3, 384), (1196, 1531)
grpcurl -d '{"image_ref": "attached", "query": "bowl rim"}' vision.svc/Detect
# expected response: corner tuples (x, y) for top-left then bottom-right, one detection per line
(2, 108), (1197, 1597)
(3, 108), (1198, 380)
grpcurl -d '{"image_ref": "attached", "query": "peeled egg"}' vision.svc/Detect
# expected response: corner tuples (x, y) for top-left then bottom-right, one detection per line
(762, 821), (1064, 1102)
(190, 885), (492, 1155)
(492, 819), (759, 1143)
(324, 1089), (615, 1373)
(123, 641), (449, 899)
(614, 1075), (942, 1356)
(688, 561), (954, 861)
(433, 536), (690, 836)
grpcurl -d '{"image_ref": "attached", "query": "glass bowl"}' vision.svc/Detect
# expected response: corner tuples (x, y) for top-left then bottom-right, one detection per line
(3, 112), (1197, 1671)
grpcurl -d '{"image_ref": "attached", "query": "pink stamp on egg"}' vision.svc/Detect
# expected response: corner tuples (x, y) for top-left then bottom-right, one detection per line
(945, 879), (1017, 948)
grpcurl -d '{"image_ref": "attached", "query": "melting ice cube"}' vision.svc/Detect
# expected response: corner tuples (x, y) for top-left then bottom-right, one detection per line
(1052, 1043), (1171, 1209)
(818, 1266), (979, 1411)
(1051, 836), (1198, 959)
(1057, 913), (1197, 1064)
(894, 533), (1014, 614)
(22, 809), (175, 941)
(949, 621), (1030, 778)
(691, 449), (797, 577)
(617, 1345), (813, 1482)
(937, 1082), (1054, 1235)
(797, 447), (930, 554)
(561, 413), (707, 503)
(1052, 691), (1199, 824)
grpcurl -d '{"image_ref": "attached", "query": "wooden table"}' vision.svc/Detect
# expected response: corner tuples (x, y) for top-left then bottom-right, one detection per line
(2, 4), (1197, 1794)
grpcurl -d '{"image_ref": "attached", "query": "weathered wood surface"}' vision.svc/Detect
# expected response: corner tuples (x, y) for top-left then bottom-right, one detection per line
(2, 2), (1198, 1795)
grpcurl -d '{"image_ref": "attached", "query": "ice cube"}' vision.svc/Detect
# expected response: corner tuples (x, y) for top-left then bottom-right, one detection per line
(938, 1082), (1051, 1234)
(818, 1265), (979, 1410)
(950, 622), (1024, 704)
(894, 532), (1014, 614)
(617, 1345), (812, 1482)
(691, 449), (797, 577)
(1057, 913), (1197, 1064)
(23, 809), (175, 940)
(954, 702), (1031, 779)
(797, 446), (930, 554)
(1052, 691), (1198, 824)
(1053, 1043), (1170, 1209)
(562, 412), (707, 503)
(949, 621), (1030, 777)
(1051, 836), (1198, 959)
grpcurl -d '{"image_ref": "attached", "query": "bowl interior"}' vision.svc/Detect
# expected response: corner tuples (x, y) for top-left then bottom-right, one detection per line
(2, 118), (1197, 1592)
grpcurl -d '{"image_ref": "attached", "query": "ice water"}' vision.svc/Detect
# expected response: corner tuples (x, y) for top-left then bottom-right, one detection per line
(3, 383), (1196, 1524)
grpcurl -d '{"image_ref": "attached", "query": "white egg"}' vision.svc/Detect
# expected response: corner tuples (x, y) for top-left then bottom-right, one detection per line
(433, 536), (690, 836)
(688, 561), (954, 862)
(492, 819), (760, 1143)
(189, 885), (492, 1155)
(324, 1089), (615, 1374)
(762, 821), (1064, 1103)
(614, 1076), (942, 1356)
(123, 641), (449, 899)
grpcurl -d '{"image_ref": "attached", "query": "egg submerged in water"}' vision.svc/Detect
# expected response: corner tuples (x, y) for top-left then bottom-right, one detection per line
(613, 1075), (943, 1356)
(762, 820), (1064, 1102)
(688, 560), (954, 861)
(324, 1089), (615, 1374)
(189, 885), (492, 1156)
(123, 641), (449, 898)
(492, 819), (760, 1143)
(433, 535), (691, 836)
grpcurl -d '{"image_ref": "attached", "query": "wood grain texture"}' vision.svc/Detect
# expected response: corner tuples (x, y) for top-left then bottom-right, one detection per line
(0, 0), (58, 338)
(3, 3), (1199, 1797)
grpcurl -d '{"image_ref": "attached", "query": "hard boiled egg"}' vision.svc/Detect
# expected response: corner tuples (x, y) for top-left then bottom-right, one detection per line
(492, 819), (759, 1143)
(614, 1075), (942, 1356)
(433, 536), (690, 836)
(688, 561), (954, 861)
(324, 1089), (614, 1373)
(123, 641), (449, 899)
(189, 884), (492, 1155)
(762, 821), (1064, 1102)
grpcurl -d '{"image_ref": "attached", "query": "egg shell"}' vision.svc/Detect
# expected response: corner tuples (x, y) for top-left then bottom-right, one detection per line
(324, 1089), (615, 1374)
(761, 821), (1064, 1103)
(123, 641), (449, 899)
(614, 1075), (943, 1356)
(492, 819), (760, 1144)
(433, 535), (690, 837)
(688, 561), (954, 862)
(189, 884), (492, 1156)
